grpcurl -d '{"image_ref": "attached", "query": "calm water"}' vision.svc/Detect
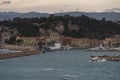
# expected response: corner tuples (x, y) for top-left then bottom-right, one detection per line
(0, 49), (120, 80)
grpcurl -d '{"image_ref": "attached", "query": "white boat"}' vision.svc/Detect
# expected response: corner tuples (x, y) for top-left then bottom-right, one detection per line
(91, 56), (106, 62)
(63, 44), (72, 50)
(90, 42), (120, 62)
(49, 42), (62, 50)
(88, 43), (106, 51)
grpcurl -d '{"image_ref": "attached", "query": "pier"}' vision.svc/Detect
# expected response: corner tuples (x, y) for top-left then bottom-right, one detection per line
(0, 50), (40, 60)
(0, 44), (42, 60)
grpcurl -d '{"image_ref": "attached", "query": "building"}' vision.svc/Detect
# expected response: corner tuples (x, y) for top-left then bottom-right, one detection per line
(103, 37), (120, 47)
(61, 36), (72, 46)
(71, 38), (101, 48)
(49, 32), (60, 42)
(90, 39), (101, 47)
(71, 38), (91, 48)
(16, 37), (41, 45)
(0, 25), (12, 48)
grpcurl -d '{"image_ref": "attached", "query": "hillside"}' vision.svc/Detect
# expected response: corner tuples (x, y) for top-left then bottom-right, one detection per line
(0, 15), (120, 39)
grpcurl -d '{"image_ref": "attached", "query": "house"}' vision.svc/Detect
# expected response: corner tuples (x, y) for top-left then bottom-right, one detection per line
(71, 38), (101, 48)
(16, 37), (41, 45)
(0, 25), (12, 48)
(61, 36), (72, 46)
(90, 39), (101, 47)
(49, 32), (60, 42)
(103, 37), (120, 47)
(71, 38), (91, 48)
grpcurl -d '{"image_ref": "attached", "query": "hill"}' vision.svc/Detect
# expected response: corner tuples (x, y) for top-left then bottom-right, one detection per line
(0, 12), (120, 21)
(0, 12), (49, 21)
(0, 15), (120, 39)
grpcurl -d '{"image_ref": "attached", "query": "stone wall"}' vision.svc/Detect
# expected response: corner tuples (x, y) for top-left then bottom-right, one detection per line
(0, 50), (40, 60)
(4, 44), (37, 51)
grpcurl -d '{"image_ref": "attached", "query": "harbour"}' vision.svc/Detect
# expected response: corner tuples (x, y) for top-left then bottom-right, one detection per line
(0, 49), (120, 80)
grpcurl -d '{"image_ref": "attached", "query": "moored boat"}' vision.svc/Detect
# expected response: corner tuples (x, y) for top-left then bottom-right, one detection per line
(49, 42), (62, 50)
(91, 56), (106, 62)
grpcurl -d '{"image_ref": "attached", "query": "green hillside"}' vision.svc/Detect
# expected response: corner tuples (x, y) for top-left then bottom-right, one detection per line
(0, 15), (120, 39)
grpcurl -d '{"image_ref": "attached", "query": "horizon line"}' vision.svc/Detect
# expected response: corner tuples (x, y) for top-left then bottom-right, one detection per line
(0, 11), (120, 14)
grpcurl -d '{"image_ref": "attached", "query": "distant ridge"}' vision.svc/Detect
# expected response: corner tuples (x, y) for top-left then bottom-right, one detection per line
(0, 12), (49, 21)
(0, 11), (120, 21)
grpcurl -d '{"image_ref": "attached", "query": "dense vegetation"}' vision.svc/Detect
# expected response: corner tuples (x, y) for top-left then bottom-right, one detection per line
(0, 15), (120, 39)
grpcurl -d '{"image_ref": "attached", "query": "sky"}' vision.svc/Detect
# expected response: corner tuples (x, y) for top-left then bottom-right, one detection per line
(0, 0), (120, 13)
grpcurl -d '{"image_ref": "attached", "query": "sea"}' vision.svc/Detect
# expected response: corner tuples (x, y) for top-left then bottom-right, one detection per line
(0, 49), (120, 80)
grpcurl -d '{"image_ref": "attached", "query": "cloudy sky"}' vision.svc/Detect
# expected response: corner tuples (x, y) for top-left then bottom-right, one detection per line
(0, 0), (120, 13)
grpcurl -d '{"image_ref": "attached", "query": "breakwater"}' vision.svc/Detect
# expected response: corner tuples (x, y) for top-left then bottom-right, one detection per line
(0, 50), (40, 60)
(104, 55), (120, 61)
(4, 44), (37, 51)
(91, 55), (120, 61)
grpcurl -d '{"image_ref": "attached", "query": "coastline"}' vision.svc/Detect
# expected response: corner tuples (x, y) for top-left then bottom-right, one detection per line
(3, 44), (37, 51)
(0, 44), (41, 60)
(0, 50), (40, 60)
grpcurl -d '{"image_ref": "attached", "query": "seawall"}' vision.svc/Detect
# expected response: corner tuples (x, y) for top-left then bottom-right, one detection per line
(0, 50), (40, 60)
(4, 44), (37, 51)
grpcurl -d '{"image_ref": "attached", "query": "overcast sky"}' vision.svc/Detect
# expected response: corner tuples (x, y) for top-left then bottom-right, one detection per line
(0, 0), (120, 13)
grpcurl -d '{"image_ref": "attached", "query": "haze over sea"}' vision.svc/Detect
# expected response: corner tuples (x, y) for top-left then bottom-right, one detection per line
(0, 49), (120, 80)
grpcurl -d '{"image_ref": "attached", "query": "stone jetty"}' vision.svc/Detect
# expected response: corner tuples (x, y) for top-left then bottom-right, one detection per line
(0, 50), (40, 60)
(0, 44), (42, 60)
(105, 55), (120, 61)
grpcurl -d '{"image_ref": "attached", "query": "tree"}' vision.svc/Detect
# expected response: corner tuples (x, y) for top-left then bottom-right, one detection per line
(16, 39), (23, 44)
(8, 36), (16, 44)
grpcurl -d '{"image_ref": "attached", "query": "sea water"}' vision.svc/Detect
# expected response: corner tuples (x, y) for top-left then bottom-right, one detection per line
(0, 49), (120, 80)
